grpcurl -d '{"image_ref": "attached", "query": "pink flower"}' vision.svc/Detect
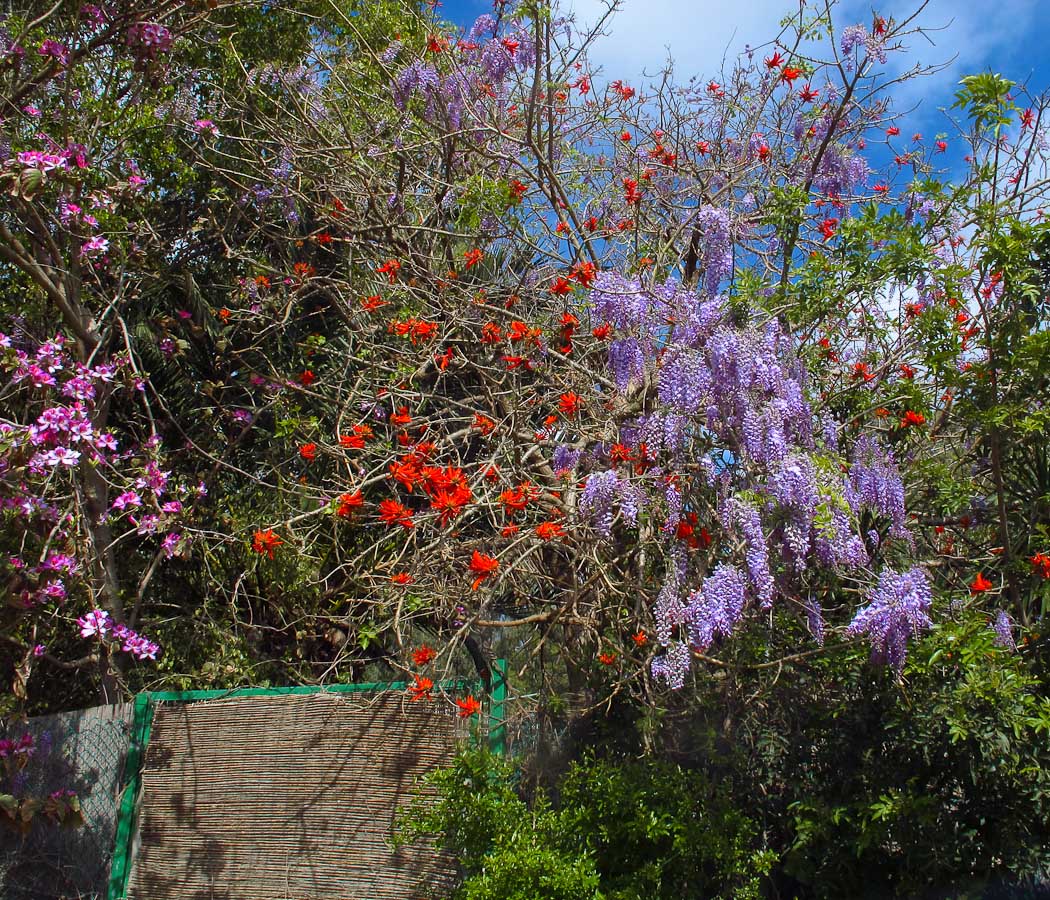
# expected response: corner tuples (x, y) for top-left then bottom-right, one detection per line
(193, 119), (220, 137)
(160, 533), (181, 558)
(36, 39), (67, 65)
(45, 447), (80, 467)
(77, 609), (111, 639)
(80, 235), (109, 259)
(111, 491), (142, 511)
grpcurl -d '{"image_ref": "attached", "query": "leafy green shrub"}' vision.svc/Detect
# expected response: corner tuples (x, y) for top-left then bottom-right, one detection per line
(398, 748), (772, 900)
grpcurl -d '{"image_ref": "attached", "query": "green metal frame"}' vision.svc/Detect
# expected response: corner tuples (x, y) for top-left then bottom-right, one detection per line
(488, 658), (507, 756)
(106, 669), (504, 900)
(107, 693), (152, 900)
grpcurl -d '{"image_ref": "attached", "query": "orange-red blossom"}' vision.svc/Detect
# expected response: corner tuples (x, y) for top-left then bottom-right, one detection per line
(468, 551), (499, 590)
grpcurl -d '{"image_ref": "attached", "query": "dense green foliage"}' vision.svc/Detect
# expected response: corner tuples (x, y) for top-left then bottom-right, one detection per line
(399, 748), (773, 900)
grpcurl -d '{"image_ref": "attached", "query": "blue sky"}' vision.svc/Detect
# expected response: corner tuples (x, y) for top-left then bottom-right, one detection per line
(439, 0), (1049, 139)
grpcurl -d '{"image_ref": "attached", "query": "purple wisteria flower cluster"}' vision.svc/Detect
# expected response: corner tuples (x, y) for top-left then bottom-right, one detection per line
(391, 16), (535, 132)
(568, 273), (923, 688)
(847, 567), (932, 670)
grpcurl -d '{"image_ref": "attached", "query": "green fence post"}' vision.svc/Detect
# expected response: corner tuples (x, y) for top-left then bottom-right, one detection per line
(108, 693), (153, 900)
(488, 658), (507, 755)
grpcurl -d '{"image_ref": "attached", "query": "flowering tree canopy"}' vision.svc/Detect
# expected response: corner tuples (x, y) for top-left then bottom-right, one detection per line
(3, 0), (1050, 889)
(0, 0), (1047, 724)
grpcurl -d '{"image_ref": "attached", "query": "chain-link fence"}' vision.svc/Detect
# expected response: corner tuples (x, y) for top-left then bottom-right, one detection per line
(0, 703), (133, 900)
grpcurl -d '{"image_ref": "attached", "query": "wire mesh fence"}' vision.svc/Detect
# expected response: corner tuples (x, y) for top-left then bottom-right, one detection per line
(0, 703), (133, 900)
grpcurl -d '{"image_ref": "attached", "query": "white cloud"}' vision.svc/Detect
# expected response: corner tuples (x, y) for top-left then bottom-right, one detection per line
(567, 0), (788, 81)
(566, 0), (1041, 119)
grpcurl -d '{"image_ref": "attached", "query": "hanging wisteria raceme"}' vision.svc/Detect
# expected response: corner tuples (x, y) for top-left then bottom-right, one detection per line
(847, 568), (933, 670)
(569, 276), (926, 687)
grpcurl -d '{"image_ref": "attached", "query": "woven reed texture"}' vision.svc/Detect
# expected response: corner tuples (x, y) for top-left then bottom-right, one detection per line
(125, 692), (463, 900)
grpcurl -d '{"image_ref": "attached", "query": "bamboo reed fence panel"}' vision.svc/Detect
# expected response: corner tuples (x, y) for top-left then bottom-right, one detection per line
(124, 691), (464, 900)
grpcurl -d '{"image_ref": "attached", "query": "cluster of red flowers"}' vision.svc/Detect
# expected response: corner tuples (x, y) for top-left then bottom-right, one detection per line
(557, 312), (579, 354)
(900, 410), (925, 428)
(384, 448), (474, 528)
(339, 424), (373, 450)
(390, 317), (438, 345)
(676, 512), (712, 550)
(558, 392), (584, 415)
(407, 645), (481, 717)
(499, 480), (540, 517)
(376, 259), (401, 283)
(468, 551), (499, 590)
(1032, 552), (1050, 578)
(970, 572), (993, 594)
(622, 177), (642, 205)
(336, 491), (363, 518)
(251, 528), (283, 559)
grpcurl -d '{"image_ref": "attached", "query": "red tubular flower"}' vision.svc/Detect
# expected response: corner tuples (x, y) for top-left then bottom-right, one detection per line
(299, 443), (317, 461)
(499, 486), (529, 517)
(622, 178), (642, 205)
(464, 248), (484, 269)
(764, 51), (784, 69)
(507, 321), (539, 343)
(379, 498), (414, 529)
(468, 551), (499, 590)
(390, 407), (412, 427)
(558, 392), (584, 415)
(536, 521), (565, 541)
(360, 294), (386, 311)
(339, 424), (373, 449)
(412, 644), (436, 666)
(569, 261), (597, 287)
(376, 259), (401, 283)
(251, 529), (283, 560)
(632, 631), (648, 646)
(970, 572), (993, 594)
(798, 84), (818, 102)
(781, 66), (802, 84)
(472, 413), (496, 435)
(592, 323), (611, 340)
(298, 369), (316, 386)
(549, 277), (573, 296)
(1031, 552), (1050, 578)
(390, 572), (413, 585)
(435, 347), (455, 371)
(598, 652), (617, 665)
(900, 410), (925, 428)
(408, 675), (433, 701)
(480, 322), (503, 344)
(456, 695), (482, 717)
(335, 491), (363, 518)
